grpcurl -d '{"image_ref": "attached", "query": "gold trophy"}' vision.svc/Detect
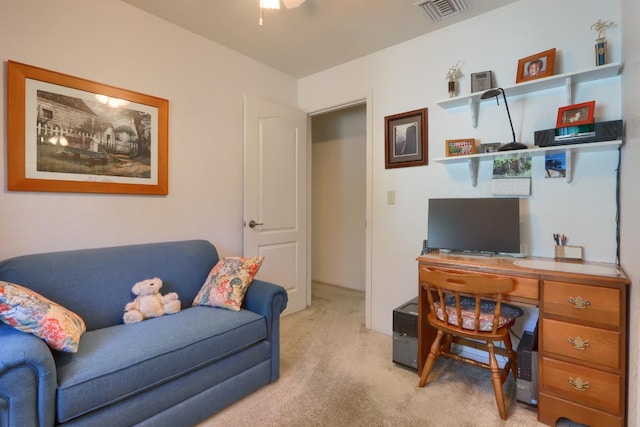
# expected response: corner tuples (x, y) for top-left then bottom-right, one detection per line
(591, 19), (614, 66)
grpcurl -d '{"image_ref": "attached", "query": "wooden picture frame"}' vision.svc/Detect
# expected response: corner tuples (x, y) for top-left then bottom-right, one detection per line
(480, 142), (502, 153)
(7, 60), (169, 195)
(556, 101), (596, 128)
(384, 108), (428, 169)
(516, 48), (556, 83)
(445, 138), (476, 157)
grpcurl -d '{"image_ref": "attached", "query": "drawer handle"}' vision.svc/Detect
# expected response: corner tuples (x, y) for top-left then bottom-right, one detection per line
(568, 376), (590, 391)
(568, 336), (590, 350)
(568, 296), (591, 309)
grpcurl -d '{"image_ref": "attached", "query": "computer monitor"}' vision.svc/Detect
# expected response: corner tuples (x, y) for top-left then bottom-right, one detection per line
(427, 197), (521, 254)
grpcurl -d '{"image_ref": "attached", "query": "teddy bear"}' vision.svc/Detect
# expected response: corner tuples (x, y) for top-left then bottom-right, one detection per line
(123, 277), (181, 324)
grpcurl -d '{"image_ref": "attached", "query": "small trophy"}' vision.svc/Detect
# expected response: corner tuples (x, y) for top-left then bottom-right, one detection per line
(446, 61), (461, 98)
(591, 19), (614, 66)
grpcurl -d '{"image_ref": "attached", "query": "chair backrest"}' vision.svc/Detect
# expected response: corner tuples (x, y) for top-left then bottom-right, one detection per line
(421, 269), (514, 334)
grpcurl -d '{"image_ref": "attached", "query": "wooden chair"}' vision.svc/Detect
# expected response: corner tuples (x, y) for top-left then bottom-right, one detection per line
(418, 270), (524, 420)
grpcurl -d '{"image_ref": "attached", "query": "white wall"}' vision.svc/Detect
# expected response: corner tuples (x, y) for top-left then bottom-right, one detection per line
(299, 0), (623, 329)
(621, 0), (640, 425)
(311, 106), (366, 291)
(0, 0), (298, 260)
(300, 0), (638, 421)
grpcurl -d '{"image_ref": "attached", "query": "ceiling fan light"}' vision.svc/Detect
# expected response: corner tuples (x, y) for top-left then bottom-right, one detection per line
(260, 0), (280, 10)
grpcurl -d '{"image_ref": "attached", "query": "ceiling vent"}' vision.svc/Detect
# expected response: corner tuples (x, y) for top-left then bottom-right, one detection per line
(415, 0), (470, 22)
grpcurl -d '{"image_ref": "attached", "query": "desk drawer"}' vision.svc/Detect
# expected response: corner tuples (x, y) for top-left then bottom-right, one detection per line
(541, 357), (621, 414)
(542, 319), (620, 369)
(418, 266), (539, 301)
(543, 281), (620, 327)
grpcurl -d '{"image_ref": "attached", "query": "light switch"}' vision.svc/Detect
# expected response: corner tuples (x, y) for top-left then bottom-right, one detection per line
(387, 190), (395, 205)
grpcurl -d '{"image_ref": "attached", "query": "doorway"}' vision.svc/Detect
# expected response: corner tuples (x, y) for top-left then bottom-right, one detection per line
(310, 104), (367, 312)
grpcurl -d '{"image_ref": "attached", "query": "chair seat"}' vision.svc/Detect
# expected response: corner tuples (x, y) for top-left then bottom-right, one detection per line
(433, 296), (523, 331)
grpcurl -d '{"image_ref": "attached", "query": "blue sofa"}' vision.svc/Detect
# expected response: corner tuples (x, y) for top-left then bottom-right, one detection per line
(0, 240), (288, 426)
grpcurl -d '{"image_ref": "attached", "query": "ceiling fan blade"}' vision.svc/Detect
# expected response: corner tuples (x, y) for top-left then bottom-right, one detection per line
(282, 0), (306, 8)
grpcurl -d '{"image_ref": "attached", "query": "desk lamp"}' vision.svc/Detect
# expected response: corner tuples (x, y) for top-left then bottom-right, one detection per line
(480, 88), (528, 151)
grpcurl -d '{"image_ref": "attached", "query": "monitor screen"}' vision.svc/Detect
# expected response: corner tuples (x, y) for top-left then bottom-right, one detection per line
(427, 198), (521, 254)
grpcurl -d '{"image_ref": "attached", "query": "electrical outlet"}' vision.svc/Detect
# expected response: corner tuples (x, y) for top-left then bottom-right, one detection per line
(387, 190), (395, 205)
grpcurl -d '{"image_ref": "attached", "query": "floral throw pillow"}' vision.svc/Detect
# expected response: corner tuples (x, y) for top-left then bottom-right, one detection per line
(192, 256), (264, 311)
(0, 281), (86, 352)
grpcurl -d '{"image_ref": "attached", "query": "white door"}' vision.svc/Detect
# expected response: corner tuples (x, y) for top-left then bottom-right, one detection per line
(243, 95), (308, 315)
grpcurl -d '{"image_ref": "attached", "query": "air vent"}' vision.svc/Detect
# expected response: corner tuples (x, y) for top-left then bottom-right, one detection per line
(415, 0), (470, 22)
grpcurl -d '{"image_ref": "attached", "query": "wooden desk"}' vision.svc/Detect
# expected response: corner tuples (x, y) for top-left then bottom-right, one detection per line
(417, 253), (630, 427)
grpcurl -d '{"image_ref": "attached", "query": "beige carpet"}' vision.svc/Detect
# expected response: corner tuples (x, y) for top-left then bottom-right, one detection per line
(199, 282), (549, 427)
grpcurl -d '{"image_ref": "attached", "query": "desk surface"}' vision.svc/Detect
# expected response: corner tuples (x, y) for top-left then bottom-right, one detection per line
(416, 253), (629, 287)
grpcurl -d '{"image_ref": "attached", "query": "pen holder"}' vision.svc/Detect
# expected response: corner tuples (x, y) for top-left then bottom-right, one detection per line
(555, 245), (584, 261)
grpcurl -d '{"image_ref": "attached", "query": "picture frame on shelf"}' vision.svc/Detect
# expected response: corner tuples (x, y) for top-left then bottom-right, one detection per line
(7, 60), (169, 195)
(556, 100), (596, 128)
(471, 71), (493, 93)
(480, 142), (502, 153)
(516, 48), (556, 83)
(384, 108), (428, 169)
(445, 138), (476, 157)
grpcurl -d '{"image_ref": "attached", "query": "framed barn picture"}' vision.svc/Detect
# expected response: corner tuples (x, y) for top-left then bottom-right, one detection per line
(7, 60), (169, 195)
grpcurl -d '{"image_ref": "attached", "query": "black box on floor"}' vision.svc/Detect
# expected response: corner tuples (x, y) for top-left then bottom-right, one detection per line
(392, 297), (419, 370)
(516, 327), (539, 406)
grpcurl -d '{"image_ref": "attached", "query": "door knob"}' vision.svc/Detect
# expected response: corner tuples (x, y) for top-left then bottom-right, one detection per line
(248, 220), (263, 229)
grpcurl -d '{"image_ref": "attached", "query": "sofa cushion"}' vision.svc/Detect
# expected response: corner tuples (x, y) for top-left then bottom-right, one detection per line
(433, 296), (524, 331)
(0, 281), (86, 352)
(53, 306), (266, 423)
(193, 256), (264, 311)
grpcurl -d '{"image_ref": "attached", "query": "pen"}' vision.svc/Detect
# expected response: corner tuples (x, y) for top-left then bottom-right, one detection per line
(553, 233), (559, 245)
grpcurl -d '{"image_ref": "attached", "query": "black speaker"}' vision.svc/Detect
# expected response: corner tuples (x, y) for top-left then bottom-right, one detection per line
(534, 119), (623, 147)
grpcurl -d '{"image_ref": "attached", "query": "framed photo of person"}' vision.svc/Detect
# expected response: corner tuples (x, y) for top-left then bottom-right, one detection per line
(384, 108), (428, 169)
(556, 101), (596, 128)
(516, 48), (556, 83)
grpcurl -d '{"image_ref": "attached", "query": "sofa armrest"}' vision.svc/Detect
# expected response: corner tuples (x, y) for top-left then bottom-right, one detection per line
(0, 325), (57, 427)
(242, 279), (288, 382)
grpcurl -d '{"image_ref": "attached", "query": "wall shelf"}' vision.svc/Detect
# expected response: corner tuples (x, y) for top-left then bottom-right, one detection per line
(433, 140), (623, 187)
(436, 62), (622, 128)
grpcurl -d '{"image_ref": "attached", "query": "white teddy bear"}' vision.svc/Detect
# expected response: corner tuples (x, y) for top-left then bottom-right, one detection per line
(123, 277), (181, 324)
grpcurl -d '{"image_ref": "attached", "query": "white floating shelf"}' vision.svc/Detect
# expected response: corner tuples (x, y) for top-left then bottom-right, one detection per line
(436, 63), (622, 127)
(433, 140), (623, 186)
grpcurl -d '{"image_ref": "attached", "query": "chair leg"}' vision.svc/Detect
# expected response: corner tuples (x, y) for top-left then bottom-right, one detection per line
(419, 330), (444, 387)
(503, 331), (518, 382)
(487, 341), (508, 420)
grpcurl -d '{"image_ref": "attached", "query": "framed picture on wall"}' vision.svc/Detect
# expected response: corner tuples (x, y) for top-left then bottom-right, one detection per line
(384, 108), (428, 169)
(516, 48), (556, 83)
(7, 60), (169, 195)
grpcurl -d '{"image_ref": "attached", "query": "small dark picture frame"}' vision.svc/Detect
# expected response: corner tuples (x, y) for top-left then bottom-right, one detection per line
(471, 71), (493, 93)
(480, 142), (501, 153)
(445, 138), (476, 157)
(384, 108), (428, 169)
(516, 48), (556, 83)
(556, 101), (596, 128)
